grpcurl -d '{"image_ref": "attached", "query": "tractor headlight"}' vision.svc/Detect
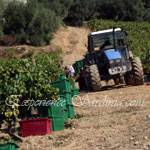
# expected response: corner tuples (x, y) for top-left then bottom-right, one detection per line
(110, 60), (115, 64)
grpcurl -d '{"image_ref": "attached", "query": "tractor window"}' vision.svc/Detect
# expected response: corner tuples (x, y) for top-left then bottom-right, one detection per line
(94, 40), (114, 51)
(91, 31), (125, 51)
(117, 39), (125, 47)
(117, 47), (128, 62)
(92, 31), (124, 45)
(88, 31), (126, 53)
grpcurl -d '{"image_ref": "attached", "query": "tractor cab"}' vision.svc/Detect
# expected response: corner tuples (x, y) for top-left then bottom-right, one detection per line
(88, 28), (126, 53)
(87, 28), (131, 76)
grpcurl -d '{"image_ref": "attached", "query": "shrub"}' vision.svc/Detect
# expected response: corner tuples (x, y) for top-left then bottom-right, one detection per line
(0, 53), (63, 129)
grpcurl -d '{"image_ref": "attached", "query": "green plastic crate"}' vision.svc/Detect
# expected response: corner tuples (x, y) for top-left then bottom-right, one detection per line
(59, 74), (66, 80)
(51, 78), (71, 93)
(74, 60), (83, 73)
(59, 95), (67, 109)
(67, 105), (75, 119)
(72, 89), (79, 97)
(60, 92), (72, 105)
(51, 117), (64, 131)
(71, 81), (76, 90)
(76, 60), (83, 68)
(62, 109), (68, 121)
(0, 142), (19, 150)
(37, 104), (63, 118)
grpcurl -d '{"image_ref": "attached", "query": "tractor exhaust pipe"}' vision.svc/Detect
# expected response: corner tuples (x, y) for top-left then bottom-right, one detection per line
(113, 27), (116, 51)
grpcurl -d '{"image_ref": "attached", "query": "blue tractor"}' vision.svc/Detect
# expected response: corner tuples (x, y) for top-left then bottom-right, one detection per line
(73, 28), (144, 91)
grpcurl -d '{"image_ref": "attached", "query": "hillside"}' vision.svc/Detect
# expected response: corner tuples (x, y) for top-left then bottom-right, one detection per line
(0, 26), (90, 66)
(50, 26), (90, 66)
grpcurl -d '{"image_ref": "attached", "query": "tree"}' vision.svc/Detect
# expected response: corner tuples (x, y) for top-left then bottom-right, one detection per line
(142, 0), (150, 8)
(123, 0), (144, 21)
(142, 0), (150, 21)
(38, 0), (73, 18)
(0, 0), (5, 40)
(28, 7), (60, 46)
(98, 0), (126, 21)
(3, 1), (26, 35)
(99, 0), (144, 21)
(65, 0), (98, 26)
(65, 0), (145, 26)
(2, 0), (60, 46)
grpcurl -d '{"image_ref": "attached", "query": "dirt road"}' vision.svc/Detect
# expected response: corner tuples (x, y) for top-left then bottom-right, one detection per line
(19, 84), (150, 150)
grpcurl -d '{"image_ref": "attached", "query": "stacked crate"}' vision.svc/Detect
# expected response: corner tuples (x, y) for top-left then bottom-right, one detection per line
(35, 74), (78, 132)
(51, 75), (76, 119)
(73, 60), (83, 74)
(59, 95), (68, 121)
(19, 75), (79, 136)
(37, 103), (65, 132)
(71, 82), (79, 98)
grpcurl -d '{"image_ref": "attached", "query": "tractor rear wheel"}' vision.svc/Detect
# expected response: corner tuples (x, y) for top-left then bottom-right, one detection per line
(89, 65), (102, 91)
(124, 57), (144, 85)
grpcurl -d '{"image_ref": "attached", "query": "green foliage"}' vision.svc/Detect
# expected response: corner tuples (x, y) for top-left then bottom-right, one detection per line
(0, 0), (5, 24)
(142, 0), (150, 8)
(3, 1), (26, 35)
(0, 0), (5, 41)
(1, 0), (150, 44)
(38, 0), (73, 18)
(2, 0), (29, 44)
(75, 114), (83, 119)
(25, 49), (35, 57)
(3, 48), (18, 59)
(88, 19), (150, 73)
(2, 0), (60, 46)
(65, 0), (146, 26)
(61, 22), (68, 29)
(0, 27), (4, 41)
(28, 7), (60, 46)
(99, 0), (144, 21)
(65, 0), (98, 26)
(0, 0), (150, 45)
(1, 96), (20, 128)
(64, 120), (74, 129)
(0, 53), (63, 128)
